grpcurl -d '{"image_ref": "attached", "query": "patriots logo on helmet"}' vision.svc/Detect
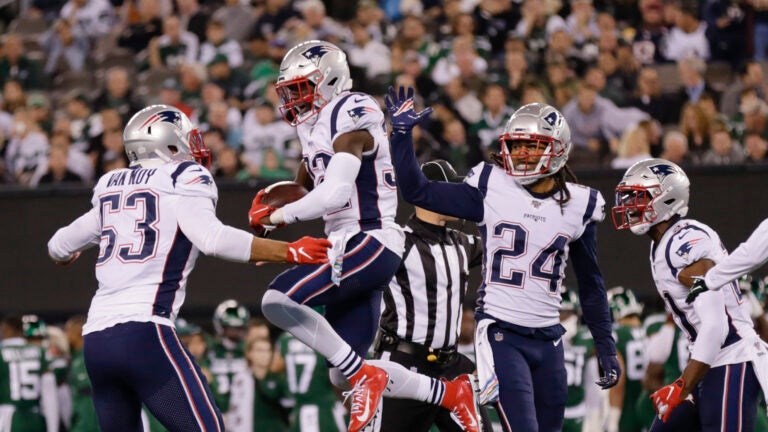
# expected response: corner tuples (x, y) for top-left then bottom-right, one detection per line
(347, 106), (378, 123)
(140, 110), (183, 129)
(301, 45), (336, 65)
(649, 164), (676, 182)
(676, 238), (702, 259)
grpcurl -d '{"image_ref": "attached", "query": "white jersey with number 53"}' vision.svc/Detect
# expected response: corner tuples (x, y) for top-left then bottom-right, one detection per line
(52, 161), (217, 334)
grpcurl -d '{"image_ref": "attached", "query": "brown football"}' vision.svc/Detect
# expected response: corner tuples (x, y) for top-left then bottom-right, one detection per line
(260, 181), (309, 208)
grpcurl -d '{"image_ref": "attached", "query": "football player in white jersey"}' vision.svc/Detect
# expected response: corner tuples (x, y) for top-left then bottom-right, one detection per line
(246, 41), (482, 432)
(385, 86), (621, 432)
(613, 158), (768, 431)
(47, 104), (331, 432)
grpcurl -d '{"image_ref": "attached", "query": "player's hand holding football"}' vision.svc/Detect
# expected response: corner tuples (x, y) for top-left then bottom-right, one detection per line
(286, 236), (331, 264)
(248, 189), (282, 237)
(385, 86), (433, 133)
(650, 378), (692, 422)
(596, 355), (621, 389)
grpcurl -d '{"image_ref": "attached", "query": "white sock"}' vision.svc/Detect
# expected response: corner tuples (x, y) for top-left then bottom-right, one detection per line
(368, 360), (445, 405)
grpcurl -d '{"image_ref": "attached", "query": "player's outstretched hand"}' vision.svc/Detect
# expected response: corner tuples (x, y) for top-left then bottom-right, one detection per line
(685, 277), (709, 304)
(650, 378), (691, 422)
(248, 189), (281, 237)
(54, 251), (81, 266)
(385, 86), (433, 133)
(596, 355), (621, 389)
(286, 236), (332, 264)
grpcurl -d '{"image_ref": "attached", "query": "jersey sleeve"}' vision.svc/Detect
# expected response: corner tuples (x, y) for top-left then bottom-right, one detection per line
(329, 93), (385, 146)
(666, 225), (719, 271)
(170, 161), (218, 204)
(705, 218), (768, 289)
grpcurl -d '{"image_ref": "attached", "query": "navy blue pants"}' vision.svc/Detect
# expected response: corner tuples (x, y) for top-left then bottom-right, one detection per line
(650, 361), (760, 432)
(269, 232), (401, 356)
(487, 323), (567, 432)
(84, 322), (224, 432)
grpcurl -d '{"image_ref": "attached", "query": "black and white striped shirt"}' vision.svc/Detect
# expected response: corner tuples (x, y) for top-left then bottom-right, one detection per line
(381, 216), (483, 349)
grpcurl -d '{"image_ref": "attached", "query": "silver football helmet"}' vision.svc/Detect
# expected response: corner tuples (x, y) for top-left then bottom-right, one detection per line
(498, 103), (572, 184)
(123, 105), (211, 168)
(613, 158), (690, 235)
(275, 40), (352, 126)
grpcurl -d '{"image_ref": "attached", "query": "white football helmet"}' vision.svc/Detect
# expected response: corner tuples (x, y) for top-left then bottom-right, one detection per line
(613, 158), (690, 235)
(275, 40), (352, 126)
(123, 105), (211, 168)
(498, 103), (572, 185)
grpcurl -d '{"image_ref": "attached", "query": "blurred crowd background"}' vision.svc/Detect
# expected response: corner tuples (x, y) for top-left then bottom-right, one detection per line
(1, 0), (768, 188)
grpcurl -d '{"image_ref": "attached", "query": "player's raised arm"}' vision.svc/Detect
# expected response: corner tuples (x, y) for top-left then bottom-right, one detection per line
(176, 194), (329, 265)
(386, 86), (485, 222)
(686, 218), (768, 303)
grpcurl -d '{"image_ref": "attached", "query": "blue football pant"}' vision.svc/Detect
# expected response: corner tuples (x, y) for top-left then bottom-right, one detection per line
(84, 322), (224, 432)
(486, 323), (568, 432)
(268, 232), (401, 356)
(650, 361), (760, 432)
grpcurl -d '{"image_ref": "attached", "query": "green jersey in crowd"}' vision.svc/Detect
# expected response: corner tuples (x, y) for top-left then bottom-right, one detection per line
(614, 325), (647, 432)
(562, 327), (595, 432)
(208, 338), (248, 414)
(278, 333), (346, 432)
(0, 337), (48, 431)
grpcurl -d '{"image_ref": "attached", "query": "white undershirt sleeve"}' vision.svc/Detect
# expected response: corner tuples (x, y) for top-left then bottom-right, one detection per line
(47, 206), (101, 261)
(177, 196), (252, 263)
(273, 152), (361, 225)
(690, 290), (728, 365)
(705, 218), (768, 289)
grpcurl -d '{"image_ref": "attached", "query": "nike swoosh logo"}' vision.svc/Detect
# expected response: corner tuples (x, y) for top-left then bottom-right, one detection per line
(298, 247), (313, 260)
(356, 395), (371, 422)
(553, 338), (562, 347)
(190, 167), (203, 172)
(666, 386), (674, 399)
(354, 97), (366, 103)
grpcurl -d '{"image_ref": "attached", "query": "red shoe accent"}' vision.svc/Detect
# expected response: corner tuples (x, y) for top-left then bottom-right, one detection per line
(345, 363), (389, 432)
(440, 374), (483, 432)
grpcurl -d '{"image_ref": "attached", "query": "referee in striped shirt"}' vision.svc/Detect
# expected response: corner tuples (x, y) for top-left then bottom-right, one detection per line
(373, 159), (488, 432)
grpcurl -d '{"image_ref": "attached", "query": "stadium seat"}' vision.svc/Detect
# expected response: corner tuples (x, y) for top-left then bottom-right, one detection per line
(7, 16), (48, 37)
(93, 48), (137, 72)
(137, 68), (177, 91)
(54, 70), (95, 93)
(705, 62), (733, 93)
(654, 63), (682, 94)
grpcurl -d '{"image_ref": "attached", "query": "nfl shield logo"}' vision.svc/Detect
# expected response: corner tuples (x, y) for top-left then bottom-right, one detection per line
(494, 332), (504, 342)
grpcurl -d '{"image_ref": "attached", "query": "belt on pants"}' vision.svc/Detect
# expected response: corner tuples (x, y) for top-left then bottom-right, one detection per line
(375, 328), (457, 365)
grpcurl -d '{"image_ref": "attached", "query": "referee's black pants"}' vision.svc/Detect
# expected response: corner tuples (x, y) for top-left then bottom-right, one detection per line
(372, 349), (493, 432)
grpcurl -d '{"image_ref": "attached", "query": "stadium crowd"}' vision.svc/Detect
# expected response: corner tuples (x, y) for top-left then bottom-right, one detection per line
(1, 0), (768, 188)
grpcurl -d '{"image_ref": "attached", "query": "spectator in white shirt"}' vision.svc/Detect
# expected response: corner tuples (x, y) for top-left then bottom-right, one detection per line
(41, 19), (90, 75)
(5, 108), (49, 186)
(60, 0), (115, 40)
(664, 3), (710, 60)
(347, 20), (391, 80)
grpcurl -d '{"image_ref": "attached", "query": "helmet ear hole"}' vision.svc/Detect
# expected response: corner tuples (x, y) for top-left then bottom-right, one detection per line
(327, 77), (338, 86)
(664, 198), (675, 205)
(168, 145), (178, 154)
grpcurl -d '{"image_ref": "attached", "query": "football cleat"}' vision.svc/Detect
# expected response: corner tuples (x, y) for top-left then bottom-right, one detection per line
(344, 363), (389, 432)
(440, 374), (483, 432)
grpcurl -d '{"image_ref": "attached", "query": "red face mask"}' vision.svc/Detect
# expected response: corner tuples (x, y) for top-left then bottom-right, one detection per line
(612, 185), (658, 230)
(498, 132), (562, 177)
(275, 71), (324, 126)
(188, 128), (211, 168)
